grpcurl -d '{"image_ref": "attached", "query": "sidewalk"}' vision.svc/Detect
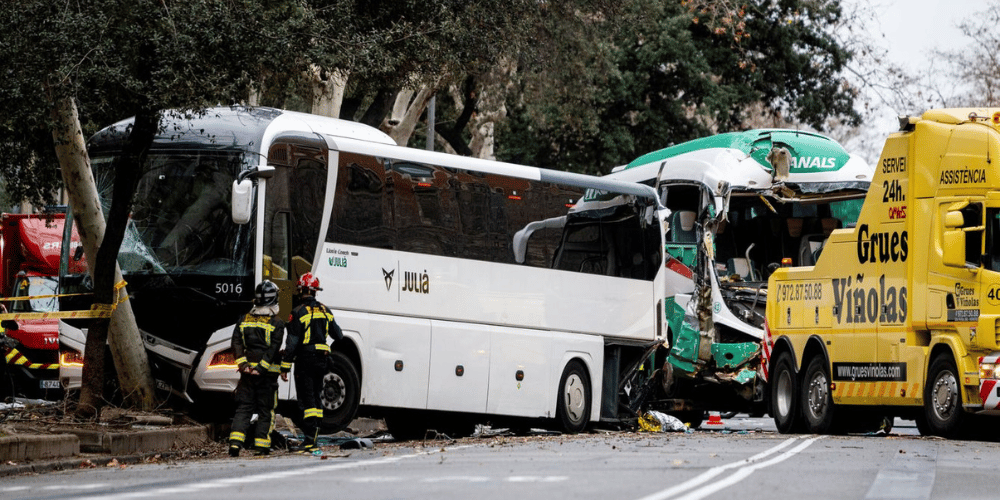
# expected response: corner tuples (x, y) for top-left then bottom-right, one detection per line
(1, 425), (212, 477)
(0, 416), (388, 477)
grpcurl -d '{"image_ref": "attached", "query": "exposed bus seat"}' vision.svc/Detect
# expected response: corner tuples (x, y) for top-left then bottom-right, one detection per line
(670, 210), (697, 243)
(786, 217), (803, 238)
(820, 217), (840, 235)
(727, 257), (759, 281)
(798, 234), (827, 266)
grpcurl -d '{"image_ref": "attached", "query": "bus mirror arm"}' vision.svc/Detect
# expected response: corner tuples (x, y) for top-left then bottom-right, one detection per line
(237, 165), (276, 182)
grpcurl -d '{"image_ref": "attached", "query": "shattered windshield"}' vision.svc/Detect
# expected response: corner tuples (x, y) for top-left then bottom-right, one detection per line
(89, 150), (253, 278)
(12, 276), (57, 313)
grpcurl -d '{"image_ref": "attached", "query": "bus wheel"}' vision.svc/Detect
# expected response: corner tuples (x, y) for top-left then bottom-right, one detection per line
(556, 360), (591, 434)
(771, 351), (804, 433)
(924, 355), (964, 438)
(319, 351), (361, 434)
(801, 356), (837, 434)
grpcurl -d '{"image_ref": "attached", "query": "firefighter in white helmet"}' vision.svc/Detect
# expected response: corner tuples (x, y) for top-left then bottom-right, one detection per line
(228, 280), (285, 457)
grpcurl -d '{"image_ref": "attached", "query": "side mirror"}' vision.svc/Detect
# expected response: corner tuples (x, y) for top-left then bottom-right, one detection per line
(942, 230), (965, 268)
(231, 165), (275, 225)
(231, 179), (254, 225)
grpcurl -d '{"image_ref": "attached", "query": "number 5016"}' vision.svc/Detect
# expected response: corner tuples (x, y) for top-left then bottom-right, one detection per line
(215, 282), (243, 294)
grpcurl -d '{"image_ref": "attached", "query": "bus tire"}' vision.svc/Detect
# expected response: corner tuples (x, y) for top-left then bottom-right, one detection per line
(771, 351), (804, 434)
(801, 356), (837, 434)
(923, 355), (964, 438)
(319, 351), (361, 434)
(556, 360), (591, 434)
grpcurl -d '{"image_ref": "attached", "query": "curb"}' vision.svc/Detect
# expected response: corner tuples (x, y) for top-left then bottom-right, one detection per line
(0, 450), (188, 478)
(50, 426), (209, 454)
(0, 434), (80, 462)
(1, 425), (210, 476)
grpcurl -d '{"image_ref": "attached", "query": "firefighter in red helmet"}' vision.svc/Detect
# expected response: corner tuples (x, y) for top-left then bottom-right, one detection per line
(281, 272), (342, 454)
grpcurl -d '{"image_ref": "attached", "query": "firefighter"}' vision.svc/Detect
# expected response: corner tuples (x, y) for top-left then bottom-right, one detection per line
(281, 272), (342, 454)
(228, 280), (284, 457)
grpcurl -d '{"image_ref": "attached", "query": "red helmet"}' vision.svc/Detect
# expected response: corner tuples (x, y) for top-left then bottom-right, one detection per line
(297, 272), (321, 291)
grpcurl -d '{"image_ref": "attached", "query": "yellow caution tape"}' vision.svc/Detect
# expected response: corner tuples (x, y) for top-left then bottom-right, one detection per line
(0, 280), (128, 321)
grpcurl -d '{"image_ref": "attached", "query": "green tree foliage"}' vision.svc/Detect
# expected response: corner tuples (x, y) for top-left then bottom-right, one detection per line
(499, 0), (860, 174)
(280, 0), (538, 127)
(0, 0), (314, 206)
(0, 0), (314, 413)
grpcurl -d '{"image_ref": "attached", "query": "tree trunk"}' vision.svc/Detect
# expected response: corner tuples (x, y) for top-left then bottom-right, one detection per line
(48, 92), (156, 415)
(310, 66), (348, 118)
(359, 88), (397, 128)
(385, 86), (435, 146)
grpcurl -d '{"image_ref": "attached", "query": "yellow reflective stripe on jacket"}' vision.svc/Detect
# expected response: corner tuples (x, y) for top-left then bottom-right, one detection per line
(235, 357), (248, 365)
(240, 320), (275, 345)
(298, 306), (334, 344)
(313, 344), (330, 352)
(303, 408), (324, 419)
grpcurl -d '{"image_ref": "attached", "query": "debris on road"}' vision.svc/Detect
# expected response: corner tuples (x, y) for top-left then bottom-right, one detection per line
(638, 411), (688, 432)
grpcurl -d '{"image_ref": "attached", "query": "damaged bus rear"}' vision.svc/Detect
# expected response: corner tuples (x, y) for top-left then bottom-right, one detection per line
(605, 130), (872, 422)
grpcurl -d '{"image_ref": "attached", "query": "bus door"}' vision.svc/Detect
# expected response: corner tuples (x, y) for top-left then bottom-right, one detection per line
(263, 135), (329, 317)
(263, 136), (330, 399)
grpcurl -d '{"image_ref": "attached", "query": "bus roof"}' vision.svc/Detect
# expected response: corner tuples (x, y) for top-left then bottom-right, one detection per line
(613, 129), (872, 196)
(625, 129), (848, 171)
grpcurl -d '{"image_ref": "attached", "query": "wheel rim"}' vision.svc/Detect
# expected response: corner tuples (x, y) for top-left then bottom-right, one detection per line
(931, 369), (958, 421)
(776, 369), (793, 419)
(806, 370), (828, 419)
(563, 373), (586, 424)
(321, 372), (346, 411)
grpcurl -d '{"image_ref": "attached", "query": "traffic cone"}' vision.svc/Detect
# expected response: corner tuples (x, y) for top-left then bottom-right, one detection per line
(705, 412), (724, 426)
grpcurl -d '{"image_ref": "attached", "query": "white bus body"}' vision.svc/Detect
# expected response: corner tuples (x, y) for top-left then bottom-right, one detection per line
(61, 107), (665, 435)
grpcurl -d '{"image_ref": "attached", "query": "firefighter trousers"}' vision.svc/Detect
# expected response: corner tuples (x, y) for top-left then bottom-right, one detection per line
(229, 372), (278, 451)
(294, 352), (328, 449)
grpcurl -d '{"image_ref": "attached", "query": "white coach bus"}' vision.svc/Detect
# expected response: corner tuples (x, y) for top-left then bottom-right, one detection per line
(59, 106), (667, 436)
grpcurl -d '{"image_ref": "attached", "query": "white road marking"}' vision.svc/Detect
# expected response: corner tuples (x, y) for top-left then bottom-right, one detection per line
(421, 475), (491, 483)
(507, 476), (568, 483)
(73, 445), (473, 500)
(634, 436), (825, 500)
(864, 445), (937, 500)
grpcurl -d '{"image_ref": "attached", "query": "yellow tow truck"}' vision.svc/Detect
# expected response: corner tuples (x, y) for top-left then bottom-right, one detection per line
(765, 108), (1000, 438)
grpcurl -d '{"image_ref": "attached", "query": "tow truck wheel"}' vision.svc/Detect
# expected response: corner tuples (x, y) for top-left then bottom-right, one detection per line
(771, 351), (804, 433)
(319, 351), (361, 434)
(801, 356), (837, 434)
(923, 355), (964, 438)
(556, 360), (591, 434)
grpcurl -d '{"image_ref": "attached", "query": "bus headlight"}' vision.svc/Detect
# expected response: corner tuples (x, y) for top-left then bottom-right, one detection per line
(60, 349), (84, 368)
(207, 348), (237, 371)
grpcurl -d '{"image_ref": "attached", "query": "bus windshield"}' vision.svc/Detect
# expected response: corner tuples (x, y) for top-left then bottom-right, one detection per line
(90, 151), (252, 277)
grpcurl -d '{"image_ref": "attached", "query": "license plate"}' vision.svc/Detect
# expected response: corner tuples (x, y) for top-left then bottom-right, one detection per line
(40, 379), (61, 389)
